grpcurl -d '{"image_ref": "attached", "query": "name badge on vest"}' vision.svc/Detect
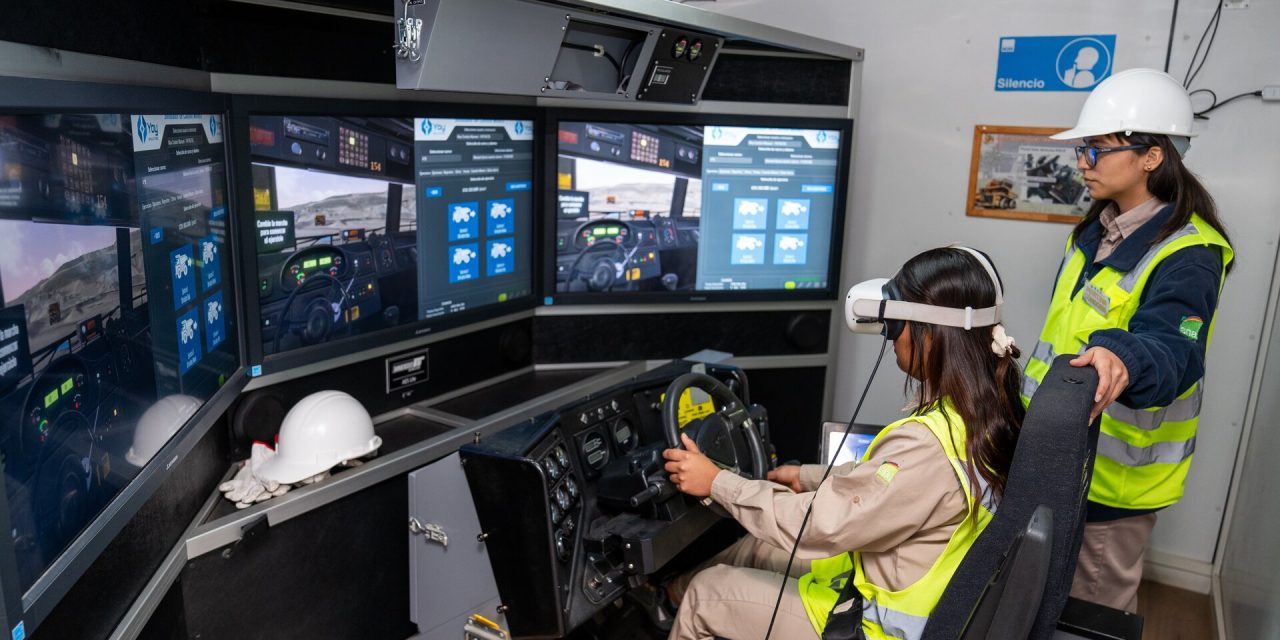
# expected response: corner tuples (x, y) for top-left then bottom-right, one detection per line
(1082, 281), (1111, 317)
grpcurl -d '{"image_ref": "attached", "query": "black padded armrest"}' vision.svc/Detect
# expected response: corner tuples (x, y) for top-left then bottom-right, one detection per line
(1053, 597), (1143, 640)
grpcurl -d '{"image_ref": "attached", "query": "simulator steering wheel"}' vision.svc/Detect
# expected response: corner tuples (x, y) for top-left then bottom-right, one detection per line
(564, 239), (628, 292)
(661, 373), (768, 481)
(273, 273), (349, 353)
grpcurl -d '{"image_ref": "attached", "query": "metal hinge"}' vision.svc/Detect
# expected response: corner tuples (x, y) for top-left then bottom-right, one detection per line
(393, 0), (424, 63)
(409, 517), (447, 547)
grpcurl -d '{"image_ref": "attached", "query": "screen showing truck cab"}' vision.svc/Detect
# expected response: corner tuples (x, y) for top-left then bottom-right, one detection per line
(0, 112), (239, 593)
(554, 121), (844, 297)
(248, 115), (533, 357)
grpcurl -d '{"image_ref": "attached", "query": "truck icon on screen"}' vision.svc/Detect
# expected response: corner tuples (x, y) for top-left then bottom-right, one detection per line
(202, 241), (217, 265)
(174, 253), (191, 279)
(778, 236), (805, 251)
(736, 236), (763, 251)
(737, 201), (765, 216)
(490, 202), (511, 219)
(451, 206), (476, 223)
(207, 300), (221, 324)
(452, 247), (477, 264)
(180, 317), (197, 344)
(490, 243), (511, 259)
(780, 201), (807, 216)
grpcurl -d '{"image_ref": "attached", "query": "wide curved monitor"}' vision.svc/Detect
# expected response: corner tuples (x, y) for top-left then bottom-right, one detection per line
(546, 111), (852, 303)
(234, 98), (537, 371)
(0, 78), (244, 631)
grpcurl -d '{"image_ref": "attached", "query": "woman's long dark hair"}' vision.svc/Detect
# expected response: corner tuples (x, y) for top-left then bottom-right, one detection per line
(1070, 132), (1234, 272)
(895, 247), (1024, 503)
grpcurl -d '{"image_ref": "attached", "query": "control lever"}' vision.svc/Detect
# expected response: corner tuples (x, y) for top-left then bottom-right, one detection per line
(627, 474), (676, 508)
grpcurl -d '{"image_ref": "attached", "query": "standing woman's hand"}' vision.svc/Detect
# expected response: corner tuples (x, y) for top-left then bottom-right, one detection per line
(1071, 346), (1129, 420)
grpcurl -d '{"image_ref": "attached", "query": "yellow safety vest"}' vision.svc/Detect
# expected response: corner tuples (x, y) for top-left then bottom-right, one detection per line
(797, 400), (996, 639)
(1023, 214), (1232, 510)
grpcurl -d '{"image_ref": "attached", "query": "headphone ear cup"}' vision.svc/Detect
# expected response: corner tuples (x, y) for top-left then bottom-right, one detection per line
(881, 279), (904, 341)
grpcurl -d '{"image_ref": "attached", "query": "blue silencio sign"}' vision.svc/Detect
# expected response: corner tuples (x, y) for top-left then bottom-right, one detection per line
(995, 35), (1116, 91)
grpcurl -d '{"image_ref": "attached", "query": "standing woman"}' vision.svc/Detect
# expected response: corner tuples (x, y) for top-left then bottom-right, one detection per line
(1024, 68), (1234, 613)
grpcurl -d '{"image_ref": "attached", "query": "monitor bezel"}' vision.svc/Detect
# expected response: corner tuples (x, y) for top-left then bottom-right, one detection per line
(0, 75), (250, 633)
(228, 95), (543, 375)
(542, 108), (853, 305)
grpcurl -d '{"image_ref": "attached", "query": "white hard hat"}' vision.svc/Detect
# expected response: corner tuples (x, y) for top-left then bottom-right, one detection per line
(1051, 68), (1196, 141)
(255, 390), (381, 485)
(126, 395), (203, 467)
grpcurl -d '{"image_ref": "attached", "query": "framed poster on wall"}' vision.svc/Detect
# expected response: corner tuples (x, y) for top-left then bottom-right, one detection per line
(966, 124), (1092, 224)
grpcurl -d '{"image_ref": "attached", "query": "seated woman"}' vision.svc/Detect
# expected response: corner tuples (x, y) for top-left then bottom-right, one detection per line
(662, 246), (1025, 640)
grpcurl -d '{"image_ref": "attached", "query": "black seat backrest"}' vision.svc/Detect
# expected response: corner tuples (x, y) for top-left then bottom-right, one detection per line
(959, 505), (1053, 639)
(921, 355), (1100, 640)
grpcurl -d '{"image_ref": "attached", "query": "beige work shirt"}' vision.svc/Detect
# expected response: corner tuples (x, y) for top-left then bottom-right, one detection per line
(709, 421), (969, 591)
(1095, 197), (1167, 262)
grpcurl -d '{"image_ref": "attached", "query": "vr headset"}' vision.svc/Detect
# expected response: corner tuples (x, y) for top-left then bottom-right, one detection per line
(844, 246), (1004, 340)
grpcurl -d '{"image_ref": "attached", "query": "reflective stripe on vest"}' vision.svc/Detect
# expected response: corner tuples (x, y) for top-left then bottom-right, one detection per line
(1025, 213), (1232, 509)
(1098, 432), (1196, 467)
(861, 596), (928, 640)
(1104, 383), (1203, 430)
(797, 400), (996, 639)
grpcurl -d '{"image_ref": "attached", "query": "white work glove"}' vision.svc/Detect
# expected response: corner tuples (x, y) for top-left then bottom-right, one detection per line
(219, 442), (291, 509)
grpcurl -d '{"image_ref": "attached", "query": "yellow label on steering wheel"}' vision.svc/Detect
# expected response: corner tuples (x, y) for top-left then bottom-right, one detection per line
(661, 388), (716, 428)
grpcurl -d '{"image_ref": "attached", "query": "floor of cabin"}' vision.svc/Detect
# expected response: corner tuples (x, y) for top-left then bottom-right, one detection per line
(1138, 581), (1215, 640)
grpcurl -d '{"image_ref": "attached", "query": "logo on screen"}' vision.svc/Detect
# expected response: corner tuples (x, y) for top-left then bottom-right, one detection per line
(421, 118), (434, 135)
(136, 115), (158, 142)
(208, 115), (218, 136)
(514, 121), (525, 135)
(817, 130), (828, 143)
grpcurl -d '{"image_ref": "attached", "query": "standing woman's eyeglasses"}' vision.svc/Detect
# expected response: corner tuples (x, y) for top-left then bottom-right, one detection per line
(1074, 144), (1150, 168)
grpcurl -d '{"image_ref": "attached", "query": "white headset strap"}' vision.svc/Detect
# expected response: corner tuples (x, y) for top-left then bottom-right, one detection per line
(948, 244), (1004, 306)
(851, 298), (1001, 330)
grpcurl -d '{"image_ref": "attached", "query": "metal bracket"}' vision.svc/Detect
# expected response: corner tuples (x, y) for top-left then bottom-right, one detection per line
(409, 517), (448, 547)
(394, 0), (424, 63)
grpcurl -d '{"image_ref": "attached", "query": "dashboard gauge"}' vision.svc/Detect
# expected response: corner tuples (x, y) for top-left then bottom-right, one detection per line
(554, 445), (571, 469)
(550, 503), (564, 525)
(688, 40), (704, 61)
(543, 456), (562, 481)
(611, 418), (638, 452)
(556, 487), (571, 511)
(580, 432), (610, 471)
(565, 476), (580, 500)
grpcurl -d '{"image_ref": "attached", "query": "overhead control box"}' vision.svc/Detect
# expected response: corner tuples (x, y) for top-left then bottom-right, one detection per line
(394, 0), (722, 104)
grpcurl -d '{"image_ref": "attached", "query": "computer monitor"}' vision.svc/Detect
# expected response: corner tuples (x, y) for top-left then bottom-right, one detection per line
(0, 77), (244, 631)
(234, 98), (536, 369)
(546, 111), (852, 303)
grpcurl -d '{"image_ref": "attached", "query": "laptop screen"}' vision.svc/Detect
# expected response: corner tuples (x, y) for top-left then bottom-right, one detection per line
(821, 422), (883, 466)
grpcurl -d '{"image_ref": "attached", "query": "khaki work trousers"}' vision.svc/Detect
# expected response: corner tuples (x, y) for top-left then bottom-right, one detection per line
(669, 536), (821, 640)
(1071, 513), (1158, 613)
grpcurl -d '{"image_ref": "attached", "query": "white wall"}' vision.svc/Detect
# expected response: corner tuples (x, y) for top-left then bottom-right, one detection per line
(698, 0), (1280, 580)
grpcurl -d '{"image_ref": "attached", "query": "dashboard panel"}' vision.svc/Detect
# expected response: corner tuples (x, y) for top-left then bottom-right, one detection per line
(459, 361), (761, 638)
